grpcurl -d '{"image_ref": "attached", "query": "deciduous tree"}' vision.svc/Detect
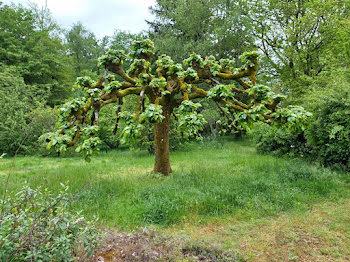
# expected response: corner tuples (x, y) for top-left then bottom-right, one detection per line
(46, 40), (310, 175)
(0, 3), (73, 106)
(247, 0), (350, 99)
(148, 0), (253, 62)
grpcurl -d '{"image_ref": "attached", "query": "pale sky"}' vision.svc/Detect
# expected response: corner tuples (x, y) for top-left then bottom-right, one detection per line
(4, 0), (156, 38)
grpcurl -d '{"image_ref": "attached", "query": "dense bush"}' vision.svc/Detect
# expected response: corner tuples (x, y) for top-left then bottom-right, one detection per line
(251, 122), (311, 157)
(0, 184), (99, 261)
(0, 69), (57, 156)
(0, 70), (29, 155)
(252, 89), (350, 171)
(306, 91), (350, 170)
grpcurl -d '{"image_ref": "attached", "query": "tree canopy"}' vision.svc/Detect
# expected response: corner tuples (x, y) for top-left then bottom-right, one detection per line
(0, 3), (73, 106)
(148, 0), (253, 62)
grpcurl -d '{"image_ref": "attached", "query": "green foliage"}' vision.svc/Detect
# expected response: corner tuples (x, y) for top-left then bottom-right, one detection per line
(251, 123), (311, 157)
(128, 59), (151, 75)
(181, 67), (199, 81)
(183, 53), (205, 68)
(66, 22), (106, 76)
(207, 84), (234, 100)
(305, 92), (350, 170)
(109, 30), (145, 51)
(247, 84), (272, 101)
(206, 82), (311, 133)
(141, 104), (165, 123)
(45, 130), (74, 153)
(175, 101), (207, 139)
(149, 0), (254, 62)
(219, 58), (235, 69)
(130, 39), (155, 59)
(209, 63), (222, 77)
(239, 51), (259, 68)
(98, 49), (126, 68)
(58, 97), (89, 122)
(136, 72), (151, 86)
(248, 0), (350, 101)
(150, 77), (167, 89)
(167, 63), (183, 77)
(252, 90), (350, 171)
(0, 184), (99, 261)
(245, 104), (270, 122)
(104, 80), (122, 93)
(96, 104), (120, 150)
(0, 69), (56, 155)
(215, 118), (238, 136)
(247, 85), (286, 103)
(74, 76), (94, 89)
(118, 111), (144, 146)
(156, 55), (174, 68)
(271, 106), (312, 132)
(0, 4), (73, 106)
(26, 105), (57, 155)
(75, 126), (101, 162)
(44, 96), (102, 159)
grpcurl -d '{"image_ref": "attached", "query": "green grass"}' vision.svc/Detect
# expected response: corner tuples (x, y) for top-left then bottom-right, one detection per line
(1, 138), (349, 229)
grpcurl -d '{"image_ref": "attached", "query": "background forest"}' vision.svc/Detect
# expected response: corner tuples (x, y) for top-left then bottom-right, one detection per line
(0, 0), (349, 170)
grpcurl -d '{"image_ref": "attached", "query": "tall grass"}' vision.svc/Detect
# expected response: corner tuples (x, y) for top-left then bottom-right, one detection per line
(0, 138), (348, 228)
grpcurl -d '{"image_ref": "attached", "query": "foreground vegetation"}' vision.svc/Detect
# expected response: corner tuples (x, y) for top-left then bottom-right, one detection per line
(1, 139), (350, 260)
(1, 139), (348, 227)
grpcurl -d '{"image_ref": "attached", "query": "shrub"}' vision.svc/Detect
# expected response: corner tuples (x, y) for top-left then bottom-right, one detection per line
(25, 105), (58, 155)
(251, 122), (311, 157)
(0, 70), (32, 155)
(0, 68), (57, 156)
(305, 91), (350, 171)
(252, 90), (350, 171)
(0, 184), (99, 261)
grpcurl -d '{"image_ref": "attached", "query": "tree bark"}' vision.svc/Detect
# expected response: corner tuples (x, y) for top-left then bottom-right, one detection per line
(153, 104), (172, 175)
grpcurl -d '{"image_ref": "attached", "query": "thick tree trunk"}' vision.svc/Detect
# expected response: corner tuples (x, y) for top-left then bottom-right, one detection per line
(153, 105), (172, 175)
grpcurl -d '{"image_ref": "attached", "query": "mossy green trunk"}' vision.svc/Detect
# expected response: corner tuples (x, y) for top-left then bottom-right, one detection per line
(154, 105), (171, 175)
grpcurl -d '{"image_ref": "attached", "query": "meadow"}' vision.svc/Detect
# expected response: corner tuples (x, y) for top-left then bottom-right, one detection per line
(1, 138), (350, 260)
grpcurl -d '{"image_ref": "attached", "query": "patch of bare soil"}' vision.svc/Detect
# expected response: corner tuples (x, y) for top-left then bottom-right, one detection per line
(90, 228), (243, 262)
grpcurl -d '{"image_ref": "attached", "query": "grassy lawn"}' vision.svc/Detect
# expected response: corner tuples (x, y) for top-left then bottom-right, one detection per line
(1, 138), (350, 261)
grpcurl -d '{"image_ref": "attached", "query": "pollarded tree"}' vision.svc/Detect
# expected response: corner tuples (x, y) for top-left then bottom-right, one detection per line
(46, 39), (310, 175)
